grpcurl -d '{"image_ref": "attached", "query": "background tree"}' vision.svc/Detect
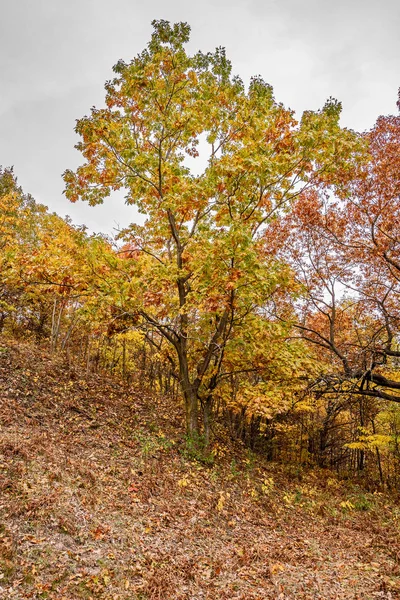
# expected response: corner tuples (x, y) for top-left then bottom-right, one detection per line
(274, 100), (400, 479)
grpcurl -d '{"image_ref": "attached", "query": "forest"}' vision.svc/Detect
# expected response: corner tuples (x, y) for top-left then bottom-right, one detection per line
(2, 19), (400, 489)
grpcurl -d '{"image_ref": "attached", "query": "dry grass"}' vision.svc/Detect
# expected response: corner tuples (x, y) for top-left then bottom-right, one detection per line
(0, 338), (399, 599)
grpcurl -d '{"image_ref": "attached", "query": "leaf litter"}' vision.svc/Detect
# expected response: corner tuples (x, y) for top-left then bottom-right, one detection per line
(0, 338), (399, 599)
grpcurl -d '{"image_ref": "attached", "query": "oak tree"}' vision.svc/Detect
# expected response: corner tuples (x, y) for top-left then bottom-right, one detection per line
(64, 20), (362, 438)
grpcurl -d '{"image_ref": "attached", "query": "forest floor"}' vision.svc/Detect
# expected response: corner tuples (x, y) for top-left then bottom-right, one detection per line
(0, 337), (400, 600)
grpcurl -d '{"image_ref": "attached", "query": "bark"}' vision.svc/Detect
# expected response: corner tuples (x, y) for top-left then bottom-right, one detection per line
(203, 396), (212, 447)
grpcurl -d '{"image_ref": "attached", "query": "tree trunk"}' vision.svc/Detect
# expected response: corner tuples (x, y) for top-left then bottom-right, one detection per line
(176, 322), (199, 437)
(178, 355), (199, 437)
(182, 383), (199, 437)
(203, 396), (212, 447)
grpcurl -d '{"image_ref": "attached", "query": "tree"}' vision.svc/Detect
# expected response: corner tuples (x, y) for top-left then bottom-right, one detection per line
(281, 103), (400, 403)
(64, 20), (362, 439)
(0, 167), (48, 333)
(270, 100), (400, 477)
(0, 166), (108, 346)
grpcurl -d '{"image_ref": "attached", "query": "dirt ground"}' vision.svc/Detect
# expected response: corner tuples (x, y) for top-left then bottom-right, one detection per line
(0, 338), (399, 599)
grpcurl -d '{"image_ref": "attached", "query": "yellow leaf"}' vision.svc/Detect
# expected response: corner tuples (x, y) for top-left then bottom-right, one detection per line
(270, 562), (285, 574)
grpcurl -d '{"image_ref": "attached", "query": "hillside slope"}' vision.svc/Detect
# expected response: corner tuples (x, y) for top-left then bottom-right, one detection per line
(0, 338), (399, 599)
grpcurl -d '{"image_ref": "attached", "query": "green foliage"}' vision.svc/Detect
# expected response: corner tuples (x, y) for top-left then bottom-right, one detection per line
(133, 431), (174, 458)
(180, 433), (215, 465)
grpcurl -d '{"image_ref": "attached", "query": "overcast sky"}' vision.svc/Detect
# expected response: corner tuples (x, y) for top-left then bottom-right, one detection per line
(0, 0), (398, 235)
